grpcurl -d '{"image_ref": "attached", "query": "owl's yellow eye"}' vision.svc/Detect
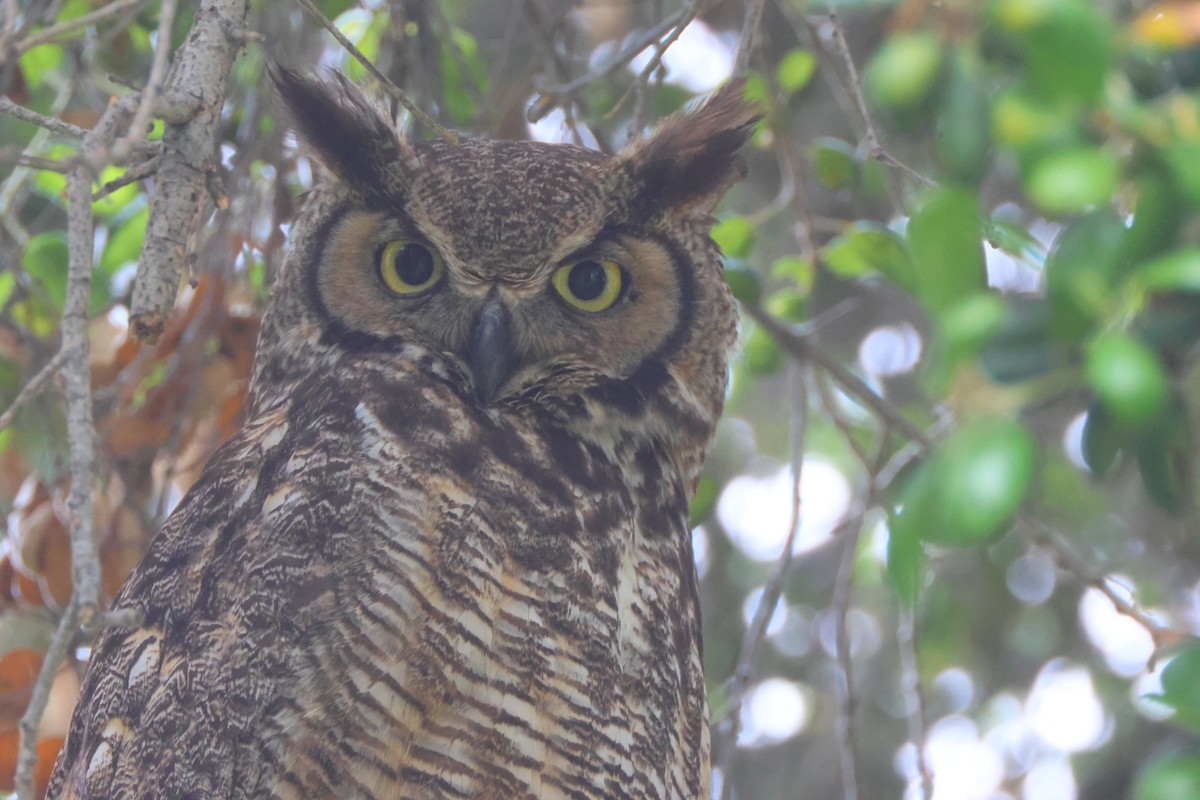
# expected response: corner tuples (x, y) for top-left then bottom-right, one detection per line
(378, 241), (445, 295)
(551, 259), (624, 313)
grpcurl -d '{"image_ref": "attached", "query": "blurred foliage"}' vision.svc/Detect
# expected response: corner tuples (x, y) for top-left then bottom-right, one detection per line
(1, 0), (1200, 799)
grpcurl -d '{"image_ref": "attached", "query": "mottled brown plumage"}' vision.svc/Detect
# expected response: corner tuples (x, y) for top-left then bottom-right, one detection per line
(48, 69), (756, 799)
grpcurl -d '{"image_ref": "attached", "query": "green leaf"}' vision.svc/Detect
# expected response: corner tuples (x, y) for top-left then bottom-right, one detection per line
(17, 44), (64, 90)
(765, 288), (806, 322)
(920, 418), (1038, 547)
(712, 216), (756, 259)
(724, 263), (762, 305)
(937, 292), (1007, 361)
(743, 326), (783, 375)
(811, 137), (858, 189)
(1043, 210), (1126, 340)
(771, 256), (814, 294)
(689, 474), (718, 525)
(1085, 332), (1169, 430)
(1024, 2), (1111, 104)
(1081, 402), (1124, 477)
(991, 89), (1080, 152)
(92, 165), (140, 218)
(1121, 164), (1184, 266)
(1135, 754), (1200, 800)
(823, 222), (917, 290)
(1160, 647), (1200, 727)
(886, 512), (926, 606)
(864, 32), (944, 109)
(1135, 248), (1200, 294)
(776, 48), (817, 95)
(1136, 405), (1193, 514)
(937, 50), (991, 184)
(907, 187), (986, 316)
(1025, 147), (1120, 214)
(100, 207), (149, 278)
(21, 231), (69, 313)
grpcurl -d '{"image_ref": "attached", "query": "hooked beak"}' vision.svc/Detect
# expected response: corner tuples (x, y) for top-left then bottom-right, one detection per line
(467, 298), (515, 404)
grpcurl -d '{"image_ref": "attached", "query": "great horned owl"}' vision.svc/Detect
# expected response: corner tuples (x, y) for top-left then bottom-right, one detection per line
(47, 68), (755, 799)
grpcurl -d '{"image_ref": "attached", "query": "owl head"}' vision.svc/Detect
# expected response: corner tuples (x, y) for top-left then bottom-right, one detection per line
(254, 68), (756, 472)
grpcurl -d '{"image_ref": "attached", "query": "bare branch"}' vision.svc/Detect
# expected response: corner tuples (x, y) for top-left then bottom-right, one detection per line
(897, 607), (933, 799)
(293, 0), (460, 145)
(742, 300), (930, 446)
(832, 510), (865, 800)
(0, 353), (65, 434)
(111, 0), (179, 163)
(130, 0), (251, 343)
(14, 88), (138, 800)
(530, 7), (690, 122)
(16, 599), (80, 800)
(1022, 515), (1181, 648)
(825, 11), (934, 188)
(735, 0), (768, 73)
(715, 368), (809, 799)
(15, 0), (149, 53)
(0, 95), (87, 138)
(92, 153), (162, 200)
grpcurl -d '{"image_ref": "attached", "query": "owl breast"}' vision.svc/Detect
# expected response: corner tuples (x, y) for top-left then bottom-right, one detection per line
(259, 360), (706, 800)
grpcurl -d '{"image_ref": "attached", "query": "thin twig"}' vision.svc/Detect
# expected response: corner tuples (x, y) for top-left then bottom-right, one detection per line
(92, 153), (161, 200)
(15, 0), (148, 53)
(735, 0), (768, 73)
(825, 11), (933, 188)
(16, 599), (80, 799)
(14, 92), (139, 800)
(831, 509), (866, 800)
(605, 6), (695, 124)
(743, 301), (930, 446)
(897, 606), (934, 798)
(0, 353), (64, 433)
(716, 367), (809, 799)
(111, 0), (178, 162)
(530, 7), (690, 121)
(294, 0), (459, 144)
(0, 95), (87, 137)
(1022, 515), (1179, 647)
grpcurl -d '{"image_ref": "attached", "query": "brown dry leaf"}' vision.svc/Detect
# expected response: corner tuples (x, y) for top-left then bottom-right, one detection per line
(34, 735), (63, 798)
(11, 485), (71, 609)
(0, 649), (42, 696)
(100, 505), (147, 601)
(0, 555), (13, 610)
(1131, 2), (1200, 47)
(0, 727), (17, 792)
(38, 665), (80, 740)
(89, 310), (135, 389)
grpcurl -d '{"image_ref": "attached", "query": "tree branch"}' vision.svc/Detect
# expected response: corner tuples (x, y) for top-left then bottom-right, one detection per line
(293, 0), (460, 145)
(129, 0), (251, 343)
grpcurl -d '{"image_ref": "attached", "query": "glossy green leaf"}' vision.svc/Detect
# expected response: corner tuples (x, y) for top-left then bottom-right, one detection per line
(712, 217), (756, 259)
(724, 263), (762, 305)
(771, 256), (814, 293)
(1160, 647), (1200, 726)
(1135, 248), (1200, 294)
(907, 187), (986, 315)
(865, 32), (944, 109)
(1024, 2), (1111, 104)
(100, 207), (149, 277)
(823, 222), (917, 291)
(1135, 755), (1200, 800)
(886, 514), (926, 606)
(21, 231), (69, 313)
(1085, 333), (1169, 429)
(743, 326), (783, 375)
(811, 137), (858, 190)
(937, 292), (1007, 360)
(776, 48), (816, 95)
(922, 418), (1038, 546)
(937, 51), (991, 183)
(1025, 147), (1120, 214)
(1081, 402), (1124, 477)
(1043, 210), (1125, 339)
(765, 288), (806, 322)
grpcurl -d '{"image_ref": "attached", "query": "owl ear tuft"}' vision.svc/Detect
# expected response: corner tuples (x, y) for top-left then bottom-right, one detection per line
(617, 79), (760, 219)
(270, 65), (405, 202)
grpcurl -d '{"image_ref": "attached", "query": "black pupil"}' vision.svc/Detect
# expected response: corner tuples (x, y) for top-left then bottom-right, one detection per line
(568, 261), (608, 301)
(394, 244), (434, 285)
